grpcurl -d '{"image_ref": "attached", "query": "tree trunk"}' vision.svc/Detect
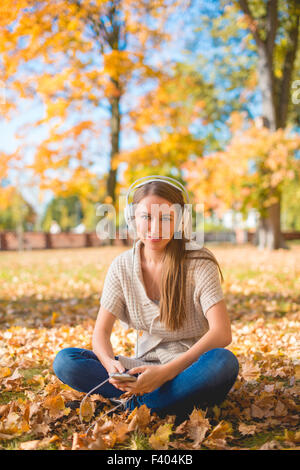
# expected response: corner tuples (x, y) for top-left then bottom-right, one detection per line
(257, 46), (276, 131)
(255, 45), (286, 248)
(255, 44), (289, 249)
(256, 197), (288, 250)
(106, 81), (121, 245)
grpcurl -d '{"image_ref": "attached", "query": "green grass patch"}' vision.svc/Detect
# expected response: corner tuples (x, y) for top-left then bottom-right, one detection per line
(0, 391), (27, 405)
(236, 429), (285, 449)
(21, 367), (46, 381)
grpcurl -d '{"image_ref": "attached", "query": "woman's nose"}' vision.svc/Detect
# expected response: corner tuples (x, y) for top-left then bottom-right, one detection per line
(150, 218), (160, 234)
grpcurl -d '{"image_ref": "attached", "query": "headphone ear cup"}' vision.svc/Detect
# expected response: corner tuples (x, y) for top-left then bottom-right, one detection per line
(124, 206), (129, 226)
(125, 203), (136, 237)
(183, 206), (192, 240)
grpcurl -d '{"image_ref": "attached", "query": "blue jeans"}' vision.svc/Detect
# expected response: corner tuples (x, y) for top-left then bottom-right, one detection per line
(52, 347), (239, 423)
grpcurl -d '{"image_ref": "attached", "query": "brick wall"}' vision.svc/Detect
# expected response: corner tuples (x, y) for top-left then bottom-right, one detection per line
(0, 230), (299, 251)
(0, 231), (130, 250)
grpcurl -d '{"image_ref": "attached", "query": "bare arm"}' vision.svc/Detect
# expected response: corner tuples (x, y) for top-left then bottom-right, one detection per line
(161, 299), (232, 381)
(92, 305), (125, 374)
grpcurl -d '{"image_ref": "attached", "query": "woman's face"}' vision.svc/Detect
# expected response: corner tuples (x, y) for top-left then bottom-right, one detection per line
(134, 195), (179, 249)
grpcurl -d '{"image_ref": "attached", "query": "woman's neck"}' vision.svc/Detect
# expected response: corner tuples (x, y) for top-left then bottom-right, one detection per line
(141, 243), (164, 268)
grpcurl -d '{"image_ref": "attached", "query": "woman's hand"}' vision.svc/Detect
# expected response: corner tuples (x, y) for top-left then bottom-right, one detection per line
(104, 358), (126, 375)
(108, 364), (169, 395)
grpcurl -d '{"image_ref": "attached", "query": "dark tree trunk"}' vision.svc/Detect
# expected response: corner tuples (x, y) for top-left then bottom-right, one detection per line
(256, 42), (288, 249)
(256, 198), (283, 250)
(106, 85), (121, 246)
(107, 88), (121, 206)
(100, 3), (125, 246)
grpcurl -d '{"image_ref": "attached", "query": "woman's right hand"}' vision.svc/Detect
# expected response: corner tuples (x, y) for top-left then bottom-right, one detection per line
(104, 358), (131, 390)
(104, 358), (126, 376)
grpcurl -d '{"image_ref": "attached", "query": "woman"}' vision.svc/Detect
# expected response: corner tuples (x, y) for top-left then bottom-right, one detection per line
(53, 179), (239, 423)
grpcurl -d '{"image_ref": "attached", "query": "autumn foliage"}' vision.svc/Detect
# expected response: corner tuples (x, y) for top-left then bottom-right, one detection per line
(182, 112), (300, 219)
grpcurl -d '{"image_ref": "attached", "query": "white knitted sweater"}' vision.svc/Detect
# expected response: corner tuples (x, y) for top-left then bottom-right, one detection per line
(99, 239), (224, 369)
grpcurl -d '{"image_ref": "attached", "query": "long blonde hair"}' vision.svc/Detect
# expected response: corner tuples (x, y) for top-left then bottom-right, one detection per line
(132, 180), (224, 331)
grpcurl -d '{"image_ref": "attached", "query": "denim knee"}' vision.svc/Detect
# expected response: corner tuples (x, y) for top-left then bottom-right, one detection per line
(209, 347), (239, 379)
(52, 347), (79, 380)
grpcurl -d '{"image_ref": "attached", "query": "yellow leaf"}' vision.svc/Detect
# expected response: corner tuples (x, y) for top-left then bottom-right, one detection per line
(51, 312), (59, 326)
(44, 394), (66, 418)
(205, 420), (233, 441)
(294, 364), (300, 380)
(80, 398), (94, 422)
(149, 423), (173, 450)
(0, 367), (11, 378)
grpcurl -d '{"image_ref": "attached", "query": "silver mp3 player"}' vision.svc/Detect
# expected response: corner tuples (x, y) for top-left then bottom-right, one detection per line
(109, 373), (137, 382)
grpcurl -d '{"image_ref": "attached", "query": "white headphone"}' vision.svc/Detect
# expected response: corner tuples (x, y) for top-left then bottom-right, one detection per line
(123, 175), (193, 240)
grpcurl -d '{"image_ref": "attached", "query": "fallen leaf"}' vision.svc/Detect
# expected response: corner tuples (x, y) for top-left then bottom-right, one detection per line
(149, 423), (173, 450)
(241, 360), (261, 381)
(260, 440), (282, 450)
(19, 435), (59, 450)
(79, 398), (94, 422)
(251, 403), (265, 419)
(43, 394), (69, 419)
(186, 408), (211, 448)
(128, 404), (151, 432)
(238, 423), (256, 435)
(0, 367), (11, 378)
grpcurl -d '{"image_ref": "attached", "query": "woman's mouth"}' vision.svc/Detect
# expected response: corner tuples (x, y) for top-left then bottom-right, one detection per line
(146, 237), (162, 242)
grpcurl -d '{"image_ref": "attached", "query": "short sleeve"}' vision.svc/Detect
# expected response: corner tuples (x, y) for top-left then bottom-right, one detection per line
(100, 258), (127, 323)
(196, 259), (224, 319)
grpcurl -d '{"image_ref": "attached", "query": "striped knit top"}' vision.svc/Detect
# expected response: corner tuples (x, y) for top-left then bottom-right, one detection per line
(99, 238), (225, 370)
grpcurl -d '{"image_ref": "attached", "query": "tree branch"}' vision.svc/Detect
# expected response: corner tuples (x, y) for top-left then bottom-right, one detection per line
(276, 4), (300, 128)
(237, 0), (265, 49)
(266, 0), (278, 60)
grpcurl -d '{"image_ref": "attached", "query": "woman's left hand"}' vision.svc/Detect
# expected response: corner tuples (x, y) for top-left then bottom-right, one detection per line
(108, 364), (169, 395)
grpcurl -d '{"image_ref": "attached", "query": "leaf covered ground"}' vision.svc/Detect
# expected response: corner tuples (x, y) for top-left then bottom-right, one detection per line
(0, 242), (299, 450)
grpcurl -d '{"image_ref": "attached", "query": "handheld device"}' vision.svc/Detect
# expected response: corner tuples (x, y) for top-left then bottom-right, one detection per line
(109, 372), (137, 382)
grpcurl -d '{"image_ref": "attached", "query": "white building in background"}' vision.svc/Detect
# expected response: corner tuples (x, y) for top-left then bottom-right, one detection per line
(49, 220), (61, 234)
(222, 209), (258, 230)
(71, 223), (86, 234)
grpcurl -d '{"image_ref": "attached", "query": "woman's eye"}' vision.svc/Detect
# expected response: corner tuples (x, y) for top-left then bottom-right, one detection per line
(141, 215), (170, 221)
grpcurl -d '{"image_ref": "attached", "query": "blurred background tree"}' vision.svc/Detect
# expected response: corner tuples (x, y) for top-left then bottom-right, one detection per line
(0, 188), (37, 231)
(182, 0), (300, 249)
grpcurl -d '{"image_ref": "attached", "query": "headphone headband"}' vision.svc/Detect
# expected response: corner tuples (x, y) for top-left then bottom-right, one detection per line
(125, 175), (190, 207)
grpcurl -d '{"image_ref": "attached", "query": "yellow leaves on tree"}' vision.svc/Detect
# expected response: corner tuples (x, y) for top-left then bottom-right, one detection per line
(182, 111), (300, 217)
(103, 50), (135, 95)
(0, 0), (181, 206)
(114, 132), (204, 174)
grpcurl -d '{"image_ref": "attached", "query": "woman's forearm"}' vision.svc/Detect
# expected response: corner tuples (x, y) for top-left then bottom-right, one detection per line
(162, 328), (232, 381)
(92, 332), (115, 368)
